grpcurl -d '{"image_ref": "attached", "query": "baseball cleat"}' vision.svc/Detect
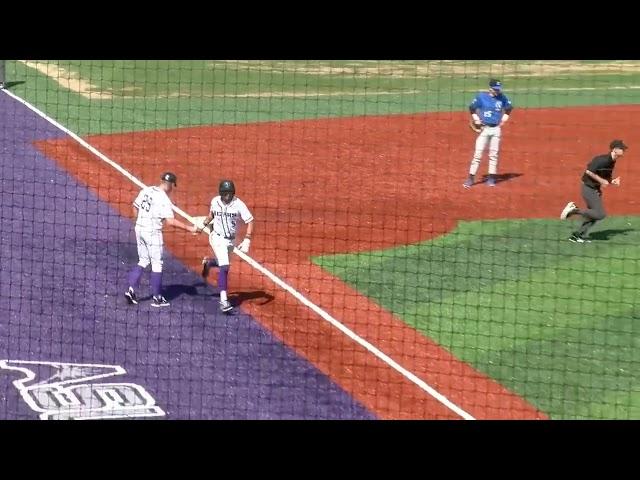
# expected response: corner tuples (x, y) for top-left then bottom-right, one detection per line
(568, 234), (591, 243)
(463, 175), (475, 189)
(151, 295), (170, 307)
(219, 300), (233, 313)
(201, 257), (210, 278)
(560, 201), (578, 220)
(124, 287), (138, 305)
(486, 175), (496, 187)
(201, 256), (218, 279)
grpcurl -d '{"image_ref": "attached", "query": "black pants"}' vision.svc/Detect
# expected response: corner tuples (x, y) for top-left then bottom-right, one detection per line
(575, 183), (606, 237)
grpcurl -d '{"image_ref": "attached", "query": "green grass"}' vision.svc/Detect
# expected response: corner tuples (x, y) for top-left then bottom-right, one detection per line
(8, 60), (640, 134)
(313, 217), (640, 419)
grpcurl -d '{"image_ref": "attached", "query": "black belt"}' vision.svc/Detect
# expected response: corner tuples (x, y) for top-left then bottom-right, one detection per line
(214, 231), (235, 240)
(484, 123), (499, 127)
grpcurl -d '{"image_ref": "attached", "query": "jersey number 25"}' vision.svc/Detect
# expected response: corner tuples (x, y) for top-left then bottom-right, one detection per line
(140, 194), (152, 212)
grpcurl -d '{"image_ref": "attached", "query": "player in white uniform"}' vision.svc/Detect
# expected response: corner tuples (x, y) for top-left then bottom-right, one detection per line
(124, 172), (197, 307)
(196, 179), (254, 313)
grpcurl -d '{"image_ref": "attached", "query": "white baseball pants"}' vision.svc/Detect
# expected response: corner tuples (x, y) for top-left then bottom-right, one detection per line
(469, 125), (501, 176)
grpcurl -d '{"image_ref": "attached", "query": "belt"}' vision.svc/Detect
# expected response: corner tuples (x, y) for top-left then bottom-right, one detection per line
(483, 123), (499, 127)
(213, 231), (235, 240)
(582, 181), (600, 190)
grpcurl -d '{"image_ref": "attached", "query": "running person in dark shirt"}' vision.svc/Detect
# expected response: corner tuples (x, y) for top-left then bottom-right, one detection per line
(560, 139), (627, 243)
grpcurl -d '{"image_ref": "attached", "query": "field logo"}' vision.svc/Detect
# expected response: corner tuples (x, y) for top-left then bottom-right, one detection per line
(0, 360), (165, 420)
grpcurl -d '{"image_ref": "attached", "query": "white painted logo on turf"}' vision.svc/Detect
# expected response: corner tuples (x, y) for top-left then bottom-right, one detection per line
(0, 360), (165, 420)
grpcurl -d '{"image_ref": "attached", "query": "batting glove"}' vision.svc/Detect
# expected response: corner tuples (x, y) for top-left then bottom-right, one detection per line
(238, 238), (251, 253)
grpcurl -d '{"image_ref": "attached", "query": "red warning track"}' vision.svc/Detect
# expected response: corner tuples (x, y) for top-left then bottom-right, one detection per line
(35, 105), (640, 418)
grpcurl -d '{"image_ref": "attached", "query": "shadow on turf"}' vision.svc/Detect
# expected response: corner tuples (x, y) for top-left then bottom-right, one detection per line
(163, 283), (201, 300)
(1, 81), (26, 90)
(480, 172), (523, 184)
(588, 228), (634, 241)
(134, 282), (274, 309)
(230, 290), (275, 307)
(132, 282), (212, 303)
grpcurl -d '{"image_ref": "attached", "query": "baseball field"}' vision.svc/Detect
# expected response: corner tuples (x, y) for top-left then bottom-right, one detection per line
(0, 60), (638, 419)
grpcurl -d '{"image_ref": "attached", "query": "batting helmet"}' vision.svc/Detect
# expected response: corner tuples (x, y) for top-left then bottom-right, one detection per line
(219, 179), (235, 195)
(161, 172), (177, 186)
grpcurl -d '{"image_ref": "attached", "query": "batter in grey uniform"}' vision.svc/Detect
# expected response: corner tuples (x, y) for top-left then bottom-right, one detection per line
(560, 140), (627, 243)
(124, 172), (197, 307)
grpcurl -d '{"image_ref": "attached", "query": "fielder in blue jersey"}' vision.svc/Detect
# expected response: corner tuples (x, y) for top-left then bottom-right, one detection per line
(463, 79), (514, 188)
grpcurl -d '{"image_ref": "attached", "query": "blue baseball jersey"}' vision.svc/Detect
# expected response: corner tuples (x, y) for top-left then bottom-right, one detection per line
(469, 91), (513, 126)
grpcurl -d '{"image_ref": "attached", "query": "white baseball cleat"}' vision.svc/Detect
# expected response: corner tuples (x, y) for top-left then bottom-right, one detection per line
(560, 201), (577, 220)
(219, 300), (233, 313)
(124, 287), (138, 305)
(201, 256), (219, 279)
(569, 234), (591, 243)
(151, 295), (170, 307)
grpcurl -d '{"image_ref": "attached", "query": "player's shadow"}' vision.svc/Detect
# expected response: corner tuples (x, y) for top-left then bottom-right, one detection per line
(588, 228), (633, 241)
(133, 282), (214, 303)
(163, 283), (201, 301)
(230, 290), (275, 307)
(191, 279), (220, 294)
(481, 172), (522, 184)
(2, 81), (26, 89)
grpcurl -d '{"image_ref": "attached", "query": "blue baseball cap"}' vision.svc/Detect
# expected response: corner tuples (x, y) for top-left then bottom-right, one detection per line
(489, 79), (502, 91)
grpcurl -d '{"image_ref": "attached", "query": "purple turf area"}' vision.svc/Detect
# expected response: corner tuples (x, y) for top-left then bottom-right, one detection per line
(0, 92), (375, 419)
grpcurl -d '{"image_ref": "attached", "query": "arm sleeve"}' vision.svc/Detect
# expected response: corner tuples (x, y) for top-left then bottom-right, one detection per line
(239, 201), (254, 224)
(133, 190), (144, 208)
(468, 95), (480, 113)
(161, 197), (175, 220)
(503, 95), (514, 114)
(586, 156), (607, 172)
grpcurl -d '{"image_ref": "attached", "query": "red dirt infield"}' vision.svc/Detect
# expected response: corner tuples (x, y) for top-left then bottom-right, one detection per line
(35, 105), (640, 419)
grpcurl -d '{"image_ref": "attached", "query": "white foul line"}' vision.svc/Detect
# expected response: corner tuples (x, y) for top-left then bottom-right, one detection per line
(2, 88), (475, 420)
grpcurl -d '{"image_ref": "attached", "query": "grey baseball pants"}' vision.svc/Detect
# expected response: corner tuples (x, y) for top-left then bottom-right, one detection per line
(575, 183), (606, 237)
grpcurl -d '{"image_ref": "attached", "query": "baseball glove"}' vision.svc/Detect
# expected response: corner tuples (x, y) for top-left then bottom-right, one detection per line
(469, 120), (483, 134)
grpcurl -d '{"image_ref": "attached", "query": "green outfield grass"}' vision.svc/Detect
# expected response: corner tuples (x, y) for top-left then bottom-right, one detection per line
(8, 60), (640, 134)
(313, 217), (640, 419)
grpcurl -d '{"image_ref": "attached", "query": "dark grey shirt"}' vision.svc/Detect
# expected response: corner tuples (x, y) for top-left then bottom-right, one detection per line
(582, 153), (616, 190)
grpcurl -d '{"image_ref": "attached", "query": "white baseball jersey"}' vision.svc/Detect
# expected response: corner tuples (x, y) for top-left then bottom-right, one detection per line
(133, 186), (174, 230)
(132, 186), (174, 271)
(208, 196), (253, 239)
